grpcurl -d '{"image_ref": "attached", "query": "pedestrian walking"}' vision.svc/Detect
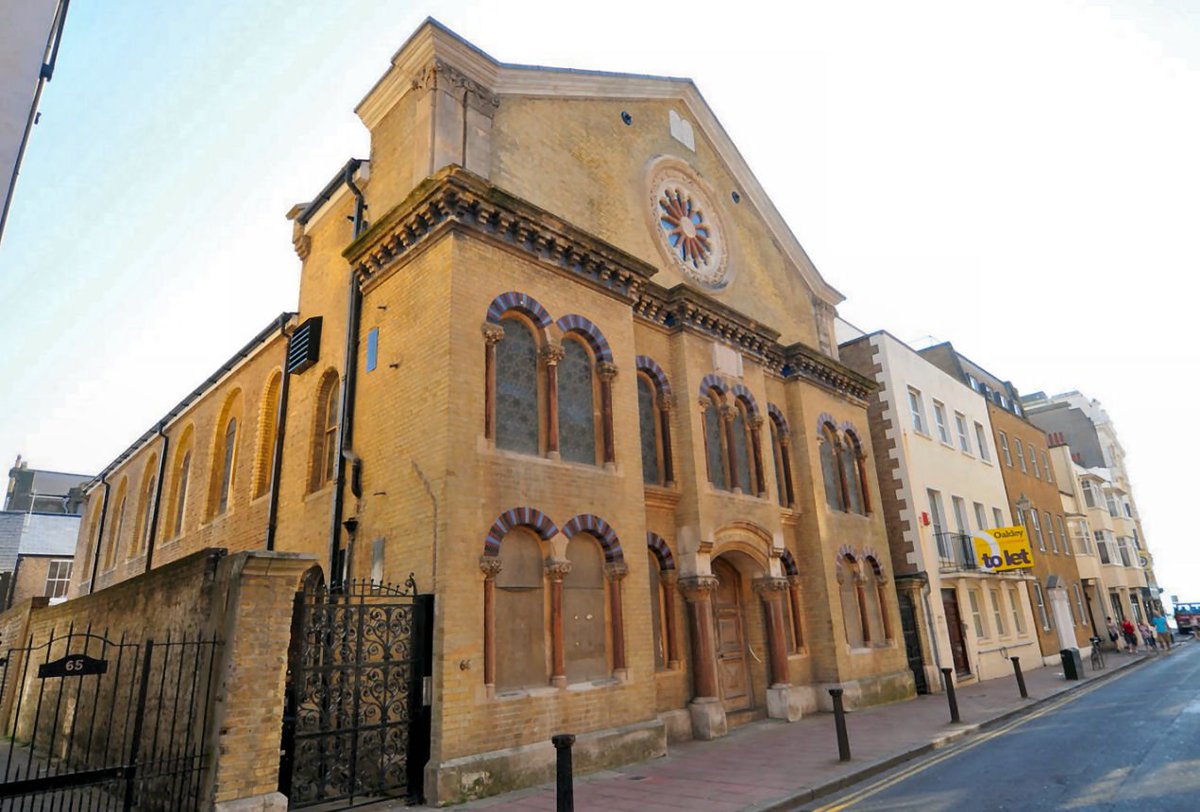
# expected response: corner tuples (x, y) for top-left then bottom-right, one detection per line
(1152, 612), (1173, 651)
(1138, 620), (1157, 651)
(1121, 618), (1139, 652)
(1106, 617), (1122, 651)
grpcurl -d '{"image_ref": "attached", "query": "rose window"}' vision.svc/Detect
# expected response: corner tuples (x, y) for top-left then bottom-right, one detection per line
(658, 189), (712, 269)
(646, 162), (730, 290)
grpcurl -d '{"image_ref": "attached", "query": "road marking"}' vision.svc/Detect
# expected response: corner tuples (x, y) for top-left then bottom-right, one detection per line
(812, 677), (1123, 812)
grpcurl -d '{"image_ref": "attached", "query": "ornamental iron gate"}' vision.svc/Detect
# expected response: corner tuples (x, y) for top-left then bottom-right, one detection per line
(279, 574), (432, 808)
(0, 626), (220, 810)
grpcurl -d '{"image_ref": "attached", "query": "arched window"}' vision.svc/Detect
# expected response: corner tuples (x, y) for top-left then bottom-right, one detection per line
(253, 370), (282, 499)
(558, 337), (597, 464)
(838, 555), (864, 647)
(769, 411), (794, 507)
(310, 371), (339, 492)
(217, 417), (238, 515)
(168, 426), (194, 540)
(81, 500), (102, 579)
(648, 550), (667, 669)
(563, 534), (608, 682)
(494, 529), (547, 691)
(780, 550), (803, 652)
(820, 423), (845, 511)
(494, 317), (540, 455)
(731, 399), (753, 494)
(132, 455), (158, 558)
(637, 374), (663, 484)
(842, 431), (866, 515)
(863, 556), (887, 642)
(703, 388), (729, 490)
(104, 479), (128, 571)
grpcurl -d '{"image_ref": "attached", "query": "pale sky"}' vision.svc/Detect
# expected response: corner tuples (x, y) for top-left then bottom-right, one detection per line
(2, 1), (1197, 601)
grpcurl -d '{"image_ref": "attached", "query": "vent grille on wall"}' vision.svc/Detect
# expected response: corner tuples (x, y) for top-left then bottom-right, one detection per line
(287, 317), (322, 374)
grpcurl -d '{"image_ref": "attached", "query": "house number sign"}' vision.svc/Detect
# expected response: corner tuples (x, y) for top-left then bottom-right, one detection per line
(38, 654), (108, 679)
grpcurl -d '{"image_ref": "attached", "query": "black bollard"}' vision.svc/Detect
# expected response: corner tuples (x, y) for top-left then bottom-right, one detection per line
(829, 688), (851, 761)
(1010, 656), (1028, 698)
(552, 733), (575, 812)
(941, 667), (961, 723)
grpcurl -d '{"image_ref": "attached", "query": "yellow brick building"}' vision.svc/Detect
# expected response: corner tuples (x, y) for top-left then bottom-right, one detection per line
(69, 20), (914, 804)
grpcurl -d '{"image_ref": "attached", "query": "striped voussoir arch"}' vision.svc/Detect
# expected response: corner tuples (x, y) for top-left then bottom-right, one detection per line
(646, 532), (676, 570)
(635, 355), (672, 395)
(698, 373), (728, 398)
(485, 291), (553, 328)
(729, 384), (759, 415)
(561, 514), (623, 563)
(767, 403), (789, 431)
(482, 506), (558, 557)
(836, 543), (858, 561)
(840, 419), (860, 437)
(779, 548), (798, 576)
(555, 315), (613, 362)
(816, 411), (838, 433)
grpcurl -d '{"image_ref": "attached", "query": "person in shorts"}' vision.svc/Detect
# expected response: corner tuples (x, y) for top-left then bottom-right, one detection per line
(1121, 617), (1139, 652)
(1106, 617), (1121, 651)
(1138, 619), (1157, 651)
(1152, 612), (1173, 651)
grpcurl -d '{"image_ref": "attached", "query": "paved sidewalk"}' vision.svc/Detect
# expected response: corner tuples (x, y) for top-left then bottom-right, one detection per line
(430, 645), (1176, 811)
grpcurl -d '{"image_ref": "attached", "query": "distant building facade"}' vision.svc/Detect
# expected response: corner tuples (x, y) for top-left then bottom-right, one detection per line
(841, 332), (1042, 689)
(4, 457), (88, 514)
(919, 344), (1093, 661)
(0, 459), (88, 606)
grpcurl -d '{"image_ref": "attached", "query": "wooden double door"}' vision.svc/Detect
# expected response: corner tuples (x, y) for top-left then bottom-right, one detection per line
(712, 558), (753, 712)
(942, 588), (971, 677)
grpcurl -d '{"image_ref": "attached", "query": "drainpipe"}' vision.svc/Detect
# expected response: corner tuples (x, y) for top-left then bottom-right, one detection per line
(919, 575), (946, 674)
(327, 163), (367, 588)
(87, 477), (111, 594)
(142, 422), (170, 574)
(265, 314), (293, 551)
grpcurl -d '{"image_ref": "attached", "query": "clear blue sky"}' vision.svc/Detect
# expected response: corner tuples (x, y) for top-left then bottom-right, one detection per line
(2, 1), (1198, 601)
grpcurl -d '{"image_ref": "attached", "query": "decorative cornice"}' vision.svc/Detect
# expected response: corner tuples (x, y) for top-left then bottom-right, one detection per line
(411, 57), (501, 112)
(345, 167), (656, 304)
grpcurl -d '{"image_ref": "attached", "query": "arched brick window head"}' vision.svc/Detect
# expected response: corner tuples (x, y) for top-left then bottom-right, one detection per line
(217, 417), (237, 514)
(701, 387), (730, 490)
(133, 455), (158, 557)
(635, 357), (673, 486)
(842, 431), (870, 515)
(820, 423), (844, 511)
(310, 371), (339, 492)
(104, 479), (128, 571)
(253, 370), (282, 499)
(768, 407), (794, 508)
(558, 336), (597, 465)
(493, 317), (541, 455)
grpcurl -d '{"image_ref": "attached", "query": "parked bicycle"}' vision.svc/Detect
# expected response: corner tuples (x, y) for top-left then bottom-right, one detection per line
(1089, 636), (1105, 670)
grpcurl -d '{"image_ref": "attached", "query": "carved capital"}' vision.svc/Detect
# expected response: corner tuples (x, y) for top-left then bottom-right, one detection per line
(596, 361), (619, 382)
(660, 569), (679, 586)
(605, 561), (629, 581)
(540, 344), (565, 366)
(718, 404), (737, 422)
(478, 556), (503, 579)
(778, 432), (791, 448)
(698, 397), (712, 412)
(293, 234), (312, 261)
(481, 322), (506, 345)
(678, 575), (719, 600)
(411, 57), (501, 110)
(753, 576), (791, 597)
(658, 394), (676, 413)
(545, 558), (572, 581)
(787, 574), (804, 589)
(751, 414), (765, 430)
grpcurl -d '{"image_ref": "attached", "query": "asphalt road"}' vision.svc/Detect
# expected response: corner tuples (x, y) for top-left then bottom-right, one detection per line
(809, 641), (1200, 811)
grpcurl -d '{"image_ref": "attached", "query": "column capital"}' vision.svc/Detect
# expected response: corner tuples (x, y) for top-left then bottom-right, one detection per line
(753, 576), (791, 597)
(481, 322), (506, 345)
(658, 393), (676, 413)
(751, 414), (765, 430)
(545, 558), (572, 581)
(596, 361), (619, 382)
(679, 575), (719, 600)
(660, 569), (679, 586)
(605, 561), (629, 581)
(478, 556), (503, 579)
(540, 344), (565, 365)
(718, 404), (737, 422)
(787, 574), (803, 589)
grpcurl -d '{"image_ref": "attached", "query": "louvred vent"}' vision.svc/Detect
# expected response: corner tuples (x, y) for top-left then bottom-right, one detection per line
(287, 317), (322, 375)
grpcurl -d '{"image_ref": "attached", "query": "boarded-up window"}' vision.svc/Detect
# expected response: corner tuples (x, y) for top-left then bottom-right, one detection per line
(494, 530), (546, 691)
(839, 558), (863, 647)
(558, 338), (596, 464)
(648, 551), (666, 670)
(564, 536), (607, 682)
(495, 318), (539, 455)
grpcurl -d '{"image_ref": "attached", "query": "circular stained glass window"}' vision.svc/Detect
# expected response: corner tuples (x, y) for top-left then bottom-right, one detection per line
(647, 163), (729, 289)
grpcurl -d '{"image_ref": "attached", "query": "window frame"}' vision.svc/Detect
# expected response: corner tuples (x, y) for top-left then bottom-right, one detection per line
(1014, 437), (1027, 473)
(933, 400), (951, 444)
(975, 422), (990, 461)
(44, 559), (73, 600)
(998, 431), (1012, 466)
(954, 412), (971, 454)
(908, 388), (927, 434)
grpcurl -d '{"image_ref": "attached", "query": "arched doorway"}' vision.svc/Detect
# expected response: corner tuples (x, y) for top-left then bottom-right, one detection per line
(712, 557), (753, 712)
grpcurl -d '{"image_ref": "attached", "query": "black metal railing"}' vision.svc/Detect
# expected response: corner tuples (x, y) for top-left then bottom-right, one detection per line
(936, 532), (977, 572)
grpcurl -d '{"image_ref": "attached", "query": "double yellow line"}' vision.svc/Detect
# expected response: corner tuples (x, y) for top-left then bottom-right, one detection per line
(812, 677), (1115, 811)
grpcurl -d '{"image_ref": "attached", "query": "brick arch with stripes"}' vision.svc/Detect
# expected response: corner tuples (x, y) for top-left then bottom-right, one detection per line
(485, 291), (554, 329)
(729, 384), (759, 416)
(635, 355), (672, 396)
(561, 514), (624, 564)
(698, 373), (728, 398)
(780, 548), (798, 576)
(768, 403), (789, 432)
(555, 315), (613, 363)
(646, 532), (676, 571)
(482, 507), (559, 557)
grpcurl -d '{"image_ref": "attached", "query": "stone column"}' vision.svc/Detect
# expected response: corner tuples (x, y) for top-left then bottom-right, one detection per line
(479, 556), (503, 691)
(680, 575), (726, 740)
(779, 433), (795, 507)
(606, 561), (628, 677)
(662, 569), (681, 668)
(546, 558), (571, 686)
(481, 323), (505, 441)
(658, 395), (675, 486)
(755, 577), (802, 722)
(787, 574), (804, 649)
(597, 361), (618, 467)
(719, 404), (739, 492)
(541, 344), (564, 459)
(750, 415), (766, 496)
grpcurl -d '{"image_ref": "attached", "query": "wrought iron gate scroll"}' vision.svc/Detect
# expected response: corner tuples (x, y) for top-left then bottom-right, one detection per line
(279, 575), (432, 808)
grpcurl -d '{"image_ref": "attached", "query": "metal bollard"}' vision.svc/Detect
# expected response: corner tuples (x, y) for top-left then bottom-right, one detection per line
(1010, 656), (1029, 698)
(552, 733), (576, 812)
(829, 688), (851, 761)
(941, 667), (961, 723)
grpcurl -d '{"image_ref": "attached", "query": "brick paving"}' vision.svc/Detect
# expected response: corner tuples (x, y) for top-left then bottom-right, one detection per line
(428, 647), (1170, 811)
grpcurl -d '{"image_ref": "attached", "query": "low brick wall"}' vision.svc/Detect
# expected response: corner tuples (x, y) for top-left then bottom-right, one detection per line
(0, 548), (314, 810)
